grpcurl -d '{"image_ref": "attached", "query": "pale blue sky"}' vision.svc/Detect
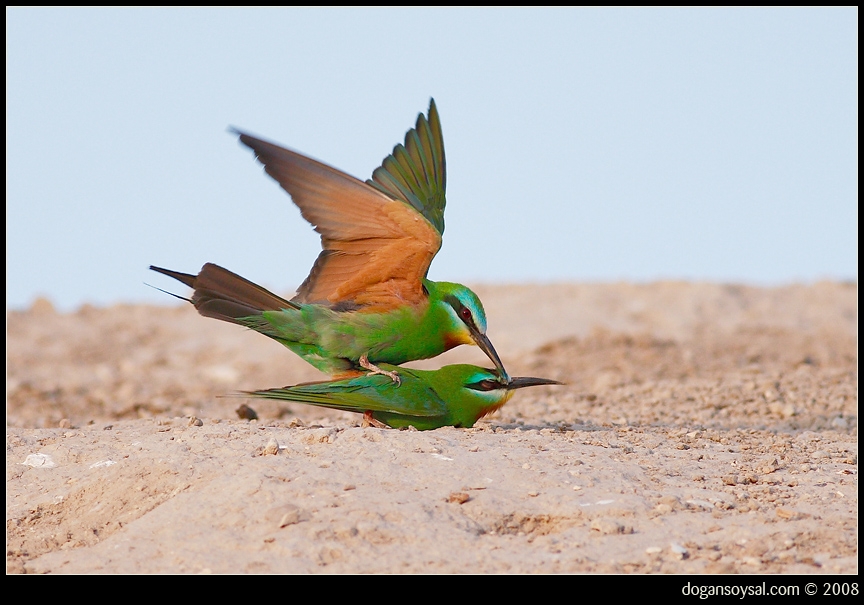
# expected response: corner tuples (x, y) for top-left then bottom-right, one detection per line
(6, 8), (858, 311)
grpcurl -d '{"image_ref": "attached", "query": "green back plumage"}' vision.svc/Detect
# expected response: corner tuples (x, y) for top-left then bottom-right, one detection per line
(367, 99), (446, 235)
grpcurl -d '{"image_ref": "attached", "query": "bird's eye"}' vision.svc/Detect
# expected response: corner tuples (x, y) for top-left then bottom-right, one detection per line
(467, 379), (503, 392)
(460, 307), (472, 322)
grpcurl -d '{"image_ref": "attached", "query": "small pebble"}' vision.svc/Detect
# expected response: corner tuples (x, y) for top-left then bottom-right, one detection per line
(590, 519), (633, 535)
(448, 492), (470, 504)
(22, 453), (55, 468)
(278, 509), (300, 527)
(263, 438), (280, 456)
(236, 404), (258, 421)
(775, 507), (797, 520)
(671, 542), (689, 559)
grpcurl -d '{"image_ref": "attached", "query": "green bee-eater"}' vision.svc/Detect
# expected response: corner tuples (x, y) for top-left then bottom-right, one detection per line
(244, 364), (561, 430)
(151, 99), (508, 381)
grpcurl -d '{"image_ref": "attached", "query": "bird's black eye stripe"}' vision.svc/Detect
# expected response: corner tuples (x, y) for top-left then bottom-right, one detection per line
(466, 379), (504, 392)
(444, 294), (475, 328)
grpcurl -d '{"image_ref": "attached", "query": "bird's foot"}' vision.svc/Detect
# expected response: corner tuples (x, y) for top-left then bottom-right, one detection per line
(361, 410), (390, 429)
(359, 354), (401, 386)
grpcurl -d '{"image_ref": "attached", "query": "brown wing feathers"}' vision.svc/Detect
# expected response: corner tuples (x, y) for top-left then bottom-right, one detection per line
(234, 131), (442, 310)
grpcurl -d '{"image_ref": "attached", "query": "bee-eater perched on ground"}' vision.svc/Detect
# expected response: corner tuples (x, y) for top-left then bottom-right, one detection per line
(151, 99), (507, 382)
(244, 365), (561, 430)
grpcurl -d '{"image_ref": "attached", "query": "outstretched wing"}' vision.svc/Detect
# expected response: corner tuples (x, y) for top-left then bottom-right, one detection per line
(233, 101), (446, 311)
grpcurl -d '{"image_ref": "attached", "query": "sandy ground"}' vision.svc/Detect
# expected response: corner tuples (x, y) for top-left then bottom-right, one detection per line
(6, 281), (857, 574)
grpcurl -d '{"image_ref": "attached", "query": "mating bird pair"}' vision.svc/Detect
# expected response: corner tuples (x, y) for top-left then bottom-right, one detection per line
(152, 100), (559, 429)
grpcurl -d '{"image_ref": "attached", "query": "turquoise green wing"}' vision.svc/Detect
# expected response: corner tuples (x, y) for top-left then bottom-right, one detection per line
(244, 367), (446, 418)
(366, 98), (446, 235)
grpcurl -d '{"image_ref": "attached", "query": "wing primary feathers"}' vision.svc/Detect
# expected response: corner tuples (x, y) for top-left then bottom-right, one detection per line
(367, 98), (446, 235)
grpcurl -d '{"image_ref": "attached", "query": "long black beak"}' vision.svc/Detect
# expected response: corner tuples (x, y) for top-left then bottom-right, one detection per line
(505, 376), (563, 390)
(471, 330), (510, 381)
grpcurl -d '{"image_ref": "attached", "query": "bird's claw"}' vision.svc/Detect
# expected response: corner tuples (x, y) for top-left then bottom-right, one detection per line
(359, 355), (401, 386)
(361, 410), (390, 429)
